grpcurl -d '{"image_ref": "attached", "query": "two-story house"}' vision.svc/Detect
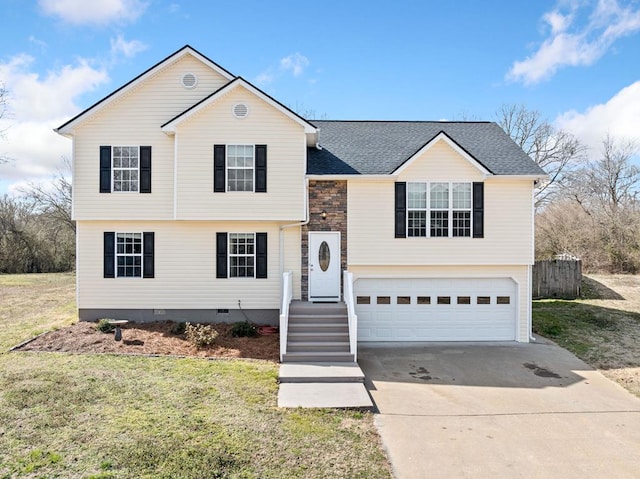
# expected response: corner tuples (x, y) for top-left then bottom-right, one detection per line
(56, 46), (545, 361)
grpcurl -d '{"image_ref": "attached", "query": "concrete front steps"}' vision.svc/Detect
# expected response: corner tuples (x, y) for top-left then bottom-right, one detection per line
(282, 301), (354, 363)
(278, 362), (373, 409)
(278, 302), (372, 408)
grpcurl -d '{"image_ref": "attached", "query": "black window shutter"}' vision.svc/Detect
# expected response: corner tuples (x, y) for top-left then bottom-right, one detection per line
(216, 232), (228, 278)
(143, 232), (154, 278)
(255, 145), (267, 193)
(100, 146), (111, 193)
(473, 182), (484, 238)
(104, 232), (115, 278)
(214, 145), (226, 192)
(140, 146), (152, 193)
(256, 232), (267, 278)
(395, 182), (407, 238)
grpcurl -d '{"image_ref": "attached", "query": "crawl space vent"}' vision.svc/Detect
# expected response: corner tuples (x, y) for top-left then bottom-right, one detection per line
(181, 73), (197, 89)
(233, 103), (249, 118)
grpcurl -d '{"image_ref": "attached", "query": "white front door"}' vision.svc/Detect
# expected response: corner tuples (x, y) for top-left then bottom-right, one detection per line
(309, 231), (341, 302)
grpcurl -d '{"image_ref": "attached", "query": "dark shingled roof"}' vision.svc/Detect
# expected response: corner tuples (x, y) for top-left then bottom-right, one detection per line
(307, 121), (546, 176)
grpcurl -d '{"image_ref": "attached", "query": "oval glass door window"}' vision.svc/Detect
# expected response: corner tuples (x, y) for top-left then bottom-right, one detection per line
(319, 241), (330, 272)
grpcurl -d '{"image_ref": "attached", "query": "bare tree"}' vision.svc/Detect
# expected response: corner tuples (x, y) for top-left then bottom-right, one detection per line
(20, 157), (74, 232)
(496, 104), (585, 207)
(570, 134), (640, 213)
(537, 135), (640, 273)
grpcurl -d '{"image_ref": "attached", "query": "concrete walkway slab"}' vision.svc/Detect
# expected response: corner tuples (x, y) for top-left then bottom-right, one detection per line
(359, 337), (640, 479)
(278, 383), (373, 408)
(279, 362), (365, 383)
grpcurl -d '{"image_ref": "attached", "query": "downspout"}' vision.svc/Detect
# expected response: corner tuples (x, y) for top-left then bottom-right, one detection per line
(529, 180), (536, 342)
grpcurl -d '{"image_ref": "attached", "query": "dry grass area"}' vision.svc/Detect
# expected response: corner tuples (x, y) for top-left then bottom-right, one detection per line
(533, 274), (640, 397)
(18, 320), (280, 361)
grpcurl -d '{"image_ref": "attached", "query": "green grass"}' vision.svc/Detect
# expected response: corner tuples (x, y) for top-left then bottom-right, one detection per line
(533, 296), (640, 367)
(0, 274), (391, 479)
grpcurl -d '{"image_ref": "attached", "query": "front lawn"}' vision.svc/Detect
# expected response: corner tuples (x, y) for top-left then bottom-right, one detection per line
(0, 274), (391, 479)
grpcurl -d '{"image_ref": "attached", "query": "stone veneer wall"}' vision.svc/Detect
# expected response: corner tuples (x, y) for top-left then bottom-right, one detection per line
(301, 180), (348, 300)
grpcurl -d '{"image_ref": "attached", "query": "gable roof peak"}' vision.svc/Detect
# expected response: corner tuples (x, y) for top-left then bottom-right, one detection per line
(55, 44), (235, 135)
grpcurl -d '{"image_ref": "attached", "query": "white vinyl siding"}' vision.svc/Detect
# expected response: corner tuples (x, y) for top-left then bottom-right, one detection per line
(347, 138), (534, 266)
(72, 53), (230, 220)
(77, 220), (301, 310)
(174, 87), (306, 220)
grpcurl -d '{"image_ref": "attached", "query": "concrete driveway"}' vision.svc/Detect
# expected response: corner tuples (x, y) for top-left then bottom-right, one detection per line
(359, 337), (640, 479)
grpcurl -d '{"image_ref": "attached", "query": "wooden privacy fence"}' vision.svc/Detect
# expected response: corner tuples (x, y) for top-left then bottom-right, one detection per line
(532, 259), (582, 299)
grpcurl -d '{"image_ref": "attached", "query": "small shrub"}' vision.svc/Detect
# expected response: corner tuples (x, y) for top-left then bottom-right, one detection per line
(170, 321), (186, 335)
(231, 321), (258, 338)
(96, 319), (114, 333)
(185, 323), (219, 348)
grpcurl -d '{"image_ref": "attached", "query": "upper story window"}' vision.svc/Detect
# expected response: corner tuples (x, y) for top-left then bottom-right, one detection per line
(113, 146), (139, 192)
(407, 182), (472, 238)
(100, 145), (151, 194)
(213, 144), (267, 193)
(227, 145), (254, 192)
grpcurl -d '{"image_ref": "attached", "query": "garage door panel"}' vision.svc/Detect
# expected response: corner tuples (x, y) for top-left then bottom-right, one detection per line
(355, 278), (516, 342)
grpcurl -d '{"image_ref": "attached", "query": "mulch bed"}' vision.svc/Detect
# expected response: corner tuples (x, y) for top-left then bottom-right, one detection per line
(16, 321), (280, 361)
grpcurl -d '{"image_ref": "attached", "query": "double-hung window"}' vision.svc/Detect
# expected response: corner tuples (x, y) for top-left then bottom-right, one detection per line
(406, 182), (472, 238)
(104, 231), (154, 279)
(116, 233), (142, 277)
(451, 183), (472, 237)
(229, 233), (255, 277)
(227, 145), (254, 192)
(112, 146), (139, 192)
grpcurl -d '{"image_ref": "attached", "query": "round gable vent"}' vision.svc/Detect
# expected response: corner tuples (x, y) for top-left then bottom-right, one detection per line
(181, 72), (197, 89)
(233, 103), (249, 119)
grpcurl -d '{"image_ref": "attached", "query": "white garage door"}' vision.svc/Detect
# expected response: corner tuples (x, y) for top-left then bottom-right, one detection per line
(355, 278), (517, 341)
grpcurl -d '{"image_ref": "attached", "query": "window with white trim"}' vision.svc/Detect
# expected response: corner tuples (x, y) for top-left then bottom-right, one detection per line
(113, 146), (139, 192)
(407, 182), (472, 237)
(229, 233), (255, 277)
(116, 233), (142, 277)
(227, 145), (254, 192)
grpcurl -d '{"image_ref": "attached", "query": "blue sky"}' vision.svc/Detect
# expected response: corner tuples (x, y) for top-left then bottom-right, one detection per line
(1, 0), (639, 193)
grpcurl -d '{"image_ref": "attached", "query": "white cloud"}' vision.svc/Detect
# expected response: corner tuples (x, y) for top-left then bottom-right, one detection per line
(0, 54), (108, 121)
(255, 53), (310, 85)
(110, 34), (147, 59)
(555, 81), (640, 151)
(507, 0), (640, 85)
(0, 54), (109, 192)
(279, 53), (309, 77)
(38, 0), (148, 25)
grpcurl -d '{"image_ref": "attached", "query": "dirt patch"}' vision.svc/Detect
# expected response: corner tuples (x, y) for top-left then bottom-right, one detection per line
(16, 321), (279, 361)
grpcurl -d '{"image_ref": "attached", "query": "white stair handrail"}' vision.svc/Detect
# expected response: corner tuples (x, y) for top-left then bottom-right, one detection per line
(279, 271), (293, 362)
(343, 270), (358, 362)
